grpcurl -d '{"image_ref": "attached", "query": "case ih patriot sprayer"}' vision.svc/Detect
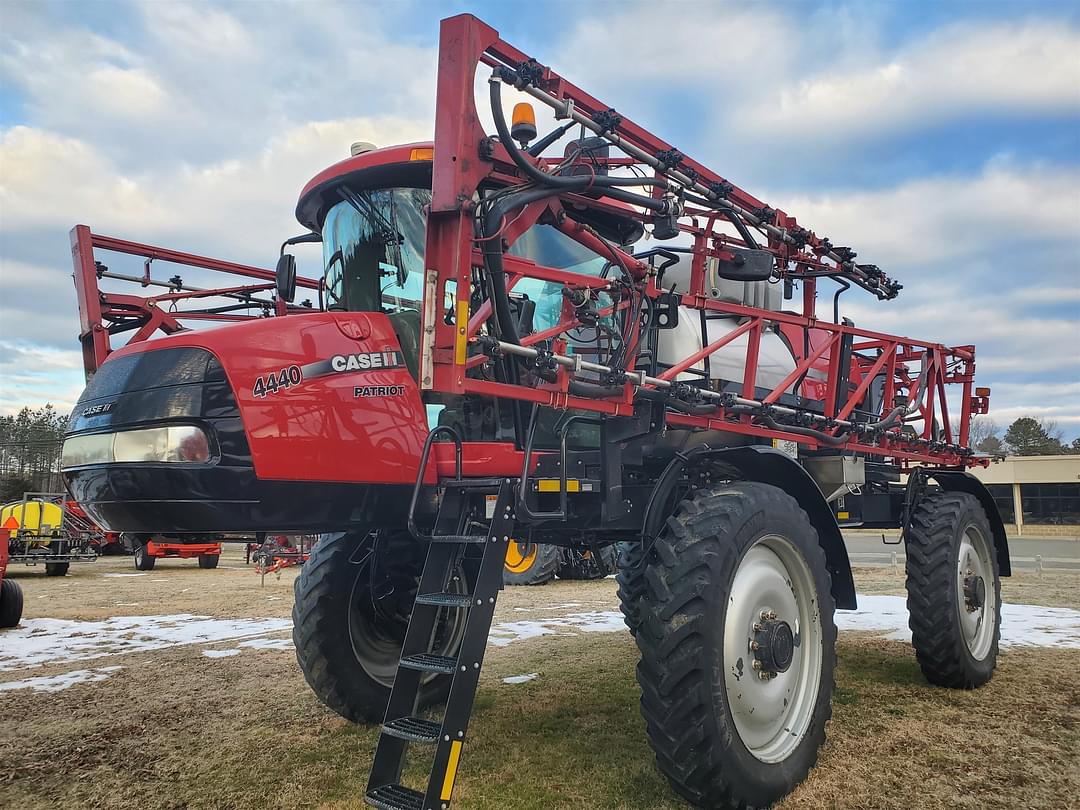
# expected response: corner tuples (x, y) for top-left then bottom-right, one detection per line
(61, 15), (1007, 810)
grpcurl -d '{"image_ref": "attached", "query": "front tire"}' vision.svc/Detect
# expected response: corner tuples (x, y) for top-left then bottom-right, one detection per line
(44, 562), (69, 577)
(635, 482), (836, 809)
(906, 491), (1000, 688)
(292, 529), (468, 724)
(197, 554), (219, 569)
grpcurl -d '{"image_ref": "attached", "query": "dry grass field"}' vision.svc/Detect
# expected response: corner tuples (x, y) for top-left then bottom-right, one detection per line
(2, 546), (1078, 809)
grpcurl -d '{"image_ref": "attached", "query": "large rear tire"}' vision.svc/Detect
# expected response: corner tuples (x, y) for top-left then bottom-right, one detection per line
(503, 541), (560, 586)
(292, 529), (469, 724)
(635, 482), (836, 809)
(0, 578), (23, 628)
(905, 491), (1000, 688)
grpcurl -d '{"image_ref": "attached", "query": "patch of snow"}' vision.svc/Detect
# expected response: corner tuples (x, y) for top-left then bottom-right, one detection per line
(502, 673), (538, 684)
(102, 573), (146, 578)
(488, 597), (1080, 650)
(201, 649), (241, 659)
(837, 594), (1080, 648)
(238, 637), (293, 651)
(0, 666), (122, 693)
(0, 614), (293, 672)
(505, 673), (540, 686)
(488, 611), (627, 647)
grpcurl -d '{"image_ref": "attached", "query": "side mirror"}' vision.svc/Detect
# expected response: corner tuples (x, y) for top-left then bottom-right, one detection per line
(276, 253), (297, 303)
(713, 247), (774, 282)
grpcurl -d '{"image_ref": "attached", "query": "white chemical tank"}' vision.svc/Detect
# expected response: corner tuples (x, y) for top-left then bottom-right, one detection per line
(656, 256), (800, 395)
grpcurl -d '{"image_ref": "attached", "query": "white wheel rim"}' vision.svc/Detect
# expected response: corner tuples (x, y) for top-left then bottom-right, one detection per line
(956, 524), (996, 660)
(723, 534), (824, 763)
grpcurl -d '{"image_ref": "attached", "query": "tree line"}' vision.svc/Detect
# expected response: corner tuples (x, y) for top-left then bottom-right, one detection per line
(964, 416), (1080, 457)
(0, 404), (69, 501)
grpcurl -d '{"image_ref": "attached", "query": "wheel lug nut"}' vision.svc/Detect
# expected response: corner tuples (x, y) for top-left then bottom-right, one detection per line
(750, 641), (760, 651)
(752, 659), (762, 670)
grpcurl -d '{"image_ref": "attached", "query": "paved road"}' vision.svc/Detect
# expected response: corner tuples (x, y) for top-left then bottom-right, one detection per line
(843, 532), (1080, 571)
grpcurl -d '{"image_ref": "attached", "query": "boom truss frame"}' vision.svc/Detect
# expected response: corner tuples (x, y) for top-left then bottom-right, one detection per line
(69, 225), (320, 378)
(419, 14), (988, 469)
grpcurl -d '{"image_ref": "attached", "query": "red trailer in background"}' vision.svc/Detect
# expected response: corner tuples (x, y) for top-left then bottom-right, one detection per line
(131, 538), (222, 571)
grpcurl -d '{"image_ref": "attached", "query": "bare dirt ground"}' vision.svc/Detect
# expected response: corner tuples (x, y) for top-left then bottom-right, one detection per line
(1, 547), (1077, 809)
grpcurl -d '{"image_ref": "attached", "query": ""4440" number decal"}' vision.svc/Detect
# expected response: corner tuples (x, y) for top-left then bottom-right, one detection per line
(253, 365), (302, 398)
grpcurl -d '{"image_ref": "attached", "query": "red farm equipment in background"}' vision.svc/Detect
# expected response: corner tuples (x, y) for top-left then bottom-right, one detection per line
(59, 15), (1007, 810)
(129, 538), (222, 571)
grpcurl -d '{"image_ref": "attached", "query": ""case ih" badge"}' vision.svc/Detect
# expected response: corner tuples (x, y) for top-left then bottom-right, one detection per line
(330, 351), (403, 372)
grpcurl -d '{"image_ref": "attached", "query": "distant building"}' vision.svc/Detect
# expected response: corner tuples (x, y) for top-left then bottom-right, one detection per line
(970, 455), (1080, 536)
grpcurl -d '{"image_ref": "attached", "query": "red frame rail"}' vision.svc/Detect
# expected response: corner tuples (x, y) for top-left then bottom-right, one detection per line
(420, 15), (989, 469)
(70, 225), (320, 378)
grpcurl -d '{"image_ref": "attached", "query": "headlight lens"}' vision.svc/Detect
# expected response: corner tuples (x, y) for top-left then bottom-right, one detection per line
(62, 426), (211, 468)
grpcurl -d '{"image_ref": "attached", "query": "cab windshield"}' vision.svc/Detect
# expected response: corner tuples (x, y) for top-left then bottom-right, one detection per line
(322, 187), (430, 313)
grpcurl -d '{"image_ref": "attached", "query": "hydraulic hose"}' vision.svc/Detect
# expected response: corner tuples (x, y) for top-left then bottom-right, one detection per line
(832, 278), (850, 324)
(489, 75), (667, 193)
(481, 185), (564, 343)
(756, 414), (850, 447)
(863, 352), (930, 432)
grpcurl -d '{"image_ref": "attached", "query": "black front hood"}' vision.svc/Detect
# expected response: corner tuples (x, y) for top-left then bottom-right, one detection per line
(63, 346), (407, 535)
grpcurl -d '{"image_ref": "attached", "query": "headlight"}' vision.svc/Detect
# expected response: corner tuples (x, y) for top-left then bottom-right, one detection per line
(62, 426), (210, 468)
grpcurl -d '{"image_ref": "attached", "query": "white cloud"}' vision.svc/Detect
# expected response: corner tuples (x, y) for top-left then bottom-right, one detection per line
(738, 22), (1080, 142)
(0, 341), (84, 416)
(776, 161), (1080, 265)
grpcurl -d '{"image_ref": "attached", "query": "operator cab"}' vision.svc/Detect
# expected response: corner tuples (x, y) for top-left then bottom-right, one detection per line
(293, 141), (641, 443)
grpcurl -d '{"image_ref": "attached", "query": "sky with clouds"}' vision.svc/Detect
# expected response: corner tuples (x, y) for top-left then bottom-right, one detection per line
(0, 0), (1078, 437)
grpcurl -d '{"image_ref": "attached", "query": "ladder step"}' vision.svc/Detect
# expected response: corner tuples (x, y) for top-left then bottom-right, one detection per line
(364, 783), (423, 810)
(415, 591), (475, 608)
(428, 534), (489, 544)
(400, 653), (457, 674)
(383, 715), (441, 743)
(442, 476), (507, 491)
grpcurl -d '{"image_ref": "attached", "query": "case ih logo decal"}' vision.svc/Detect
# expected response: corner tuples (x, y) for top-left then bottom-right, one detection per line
(80, 402), (114, 417)
(297, 351), (405, 381)
(255, 352), (406, 397)
(253, 365), (303, 398)
(330, 352), (403, 372)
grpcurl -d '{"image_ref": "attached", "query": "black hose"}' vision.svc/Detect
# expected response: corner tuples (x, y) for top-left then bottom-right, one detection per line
(832, 277), (850, 324)
(527, 122), (575, 156)
(568, 379), (624, 398)
(489, 77), (667, 192)
(863, 353), (930, 431)
(481, 186), (564, 343)
(757, 414), (849, 446)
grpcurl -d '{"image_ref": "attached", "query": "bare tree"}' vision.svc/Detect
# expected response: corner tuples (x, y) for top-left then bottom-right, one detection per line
(952, 416), (1000, 452)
